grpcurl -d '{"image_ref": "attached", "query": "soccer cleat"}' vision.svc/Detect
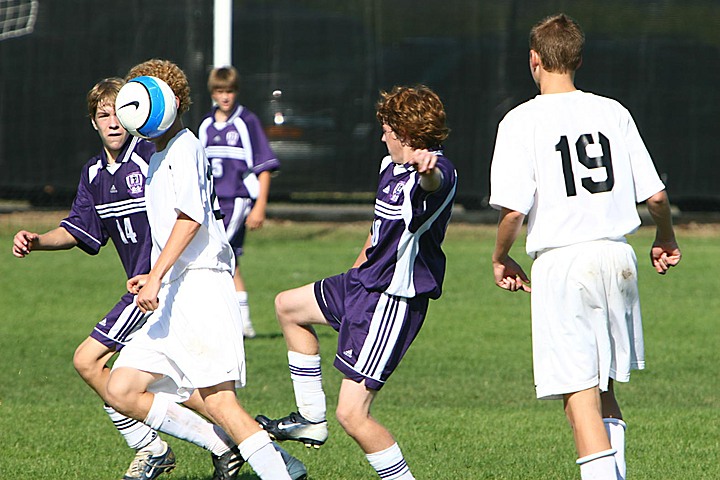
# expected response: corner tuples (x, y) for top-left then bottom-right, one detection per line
(211, 446), (245, 480)
(123, 440), (176, 480)
(256, 412), (328, 448)
(275, 443), (309, 480)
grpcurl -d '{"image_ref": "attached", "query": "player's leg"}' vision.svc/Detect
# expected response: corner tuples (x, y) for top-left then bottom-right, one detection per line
(200, 382), (291, 480)
(564, 387), (617, 479)
(602, 381), (627, 480)
(336, 378), (414, 479)
(74, 337), (163, 452)
(255, 283), (330, 446)
(233, 262), (256, 338)
(224, 196), (256, 338)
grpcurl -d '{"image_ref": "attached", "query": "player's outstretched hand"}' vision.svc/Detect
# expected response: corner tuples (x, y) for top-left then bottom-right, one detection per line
(493, 255), (531, 293)
(650, 240), (681, 275)
(408, 148), (438, 173)
(12, 230), (38, 258)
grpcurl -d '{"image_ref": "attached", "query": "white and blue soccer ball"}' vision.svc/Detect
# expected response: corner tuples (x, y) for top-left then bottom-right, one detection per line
(115, 75), (177, 139)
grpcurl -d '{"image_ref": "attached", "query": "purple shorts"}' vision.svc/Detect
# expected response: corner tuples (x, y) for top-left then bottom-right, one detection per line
(90, 292), (151, 351)
(314, 268), (429, 390)
(220, 197), (253, 258)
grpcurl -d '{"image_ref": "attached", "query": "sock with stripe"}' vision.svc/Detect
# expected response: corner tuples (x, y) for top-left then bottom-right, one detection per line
(366, 443), (414, 479)
(104, 403), (163, 453)
(288, 350), (326, 423)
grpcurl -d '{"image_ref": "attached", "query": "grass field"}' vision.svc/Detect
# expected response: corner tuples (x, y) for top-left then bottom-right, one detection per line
(1, 211), (718, 479)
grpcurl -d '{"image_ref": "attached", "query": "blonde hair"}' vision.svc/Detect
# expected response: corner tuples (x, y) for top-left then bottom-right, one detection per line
(376, 85), (449, 149)
(126, 59), (192, 114)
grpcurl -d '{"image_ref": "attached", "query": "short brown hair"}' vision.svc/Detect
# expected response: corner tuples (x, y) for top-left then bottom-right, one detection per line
(376, 85), (449, 150)
(87, 77), (124, 118)
(529, 13), (584, 73)
(126, 59), (192, 114)
(207, 66), (240, 93)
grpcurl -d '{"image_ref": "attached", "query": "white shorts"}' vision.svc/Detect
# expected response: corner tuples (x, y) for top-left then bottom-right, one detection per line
(113, 268), (246, 399)
(531, 239), (644, 400)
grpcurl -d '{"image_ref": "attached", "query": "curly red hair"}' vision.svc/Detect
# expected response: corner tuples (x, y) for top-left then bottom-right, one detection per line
(376, 85), (449, 149)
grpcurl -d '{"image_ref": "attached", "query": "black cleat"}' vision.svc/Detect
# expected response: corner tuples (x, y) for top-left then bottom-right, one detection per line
(211, 446), (245, 480)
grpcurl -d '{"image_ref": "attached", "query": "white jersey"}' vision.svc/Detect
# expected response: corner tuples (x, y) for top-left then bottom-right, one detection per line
(489, 90), (665, 258)
(145, 128), (234, 282)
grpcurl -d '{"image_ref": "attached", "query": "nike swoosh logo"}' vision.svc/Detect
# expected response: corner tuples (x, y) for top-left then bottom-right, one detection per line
(118, 100), (140, 110)
(278, 422), (302, 430)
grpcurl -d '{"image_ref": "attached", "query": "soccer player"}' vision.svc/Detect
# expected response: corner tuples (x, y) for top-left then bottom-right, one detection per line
(488, 13), (681, 480)
(105, 58), (303, 480)
(255, 85), (457, 479)
(11, 77), (178, 480)
(198, 65), (280, 338)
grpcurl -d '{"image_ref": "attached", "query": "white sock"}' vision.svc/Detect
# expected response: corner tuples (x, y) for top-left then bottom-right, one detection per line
(577, 449), (618, 480)
(237, 291), (252, 325)
(604, 418), (627, 479)
(366, 443), (414, 479)
(144, 394), (232, 456)
(288, 351), (326, 423)
(104, 404), (161, 451)
(238, 430), (291, 479)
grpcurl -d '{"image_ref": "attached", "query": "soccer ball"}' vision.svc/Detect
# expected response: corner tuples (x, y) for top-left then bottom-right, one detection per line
(115, 76), (177, 139)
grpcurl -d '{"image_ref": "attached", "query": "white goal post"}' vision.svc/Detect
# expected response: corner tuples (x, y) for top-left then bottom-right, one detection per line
(213, 0), (232, 67)
(0, 0), (38, 41)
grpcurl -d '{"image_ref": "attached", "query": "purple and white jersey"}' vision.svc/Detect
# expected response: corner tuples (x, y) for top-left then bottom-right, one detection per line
(198, 104), (279, 201)
(357, 152), (457, 299)
(61, 136), (155, 279)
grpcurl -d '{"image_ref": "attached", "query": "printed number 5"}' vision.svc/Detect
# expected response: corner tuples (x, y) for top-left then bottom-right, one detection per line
(555, 132), (614, 197)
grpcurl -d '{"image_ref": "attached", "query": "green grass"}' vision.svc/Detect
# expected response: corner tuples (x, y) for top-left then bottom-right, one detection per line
(0, 214), (718, 479)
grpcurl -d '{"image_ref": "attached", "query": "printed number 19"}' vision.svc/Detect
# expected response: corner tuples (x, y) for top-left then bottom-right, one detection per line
(555, 132), (614, 197)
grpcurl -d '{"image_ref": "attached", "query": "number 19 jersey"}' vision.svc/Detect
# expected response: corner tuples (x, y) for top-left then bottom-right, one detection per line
(489, 90), (665, 258)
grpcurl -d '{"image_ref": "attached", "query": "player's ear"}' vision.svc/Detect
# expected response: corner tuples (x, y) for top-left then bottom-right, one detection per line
(529, 49), (542, 70)
(91, 117), (99, 131)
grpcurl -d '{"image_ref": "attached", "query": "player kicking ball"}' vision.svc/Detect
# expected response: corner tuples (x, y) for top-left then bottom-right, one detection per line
(105, 59), (305, 480)
(256, 85), (457, 479)
(489, 13), (681, 480)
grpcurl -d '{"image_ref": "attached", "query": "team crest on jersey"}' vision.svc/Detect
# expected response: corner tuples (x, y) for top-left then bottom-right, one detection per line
(226, 131), (240, 146)
(125, 172), (144, 195)
(390, 182), (405, 202)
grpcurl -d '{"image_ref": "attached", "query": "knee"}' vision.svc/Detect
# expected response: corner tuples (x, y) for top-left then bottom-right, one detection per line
(274, 291), (293, 325)
(335, 404), (366, 438)
(105, 372), (132, 412)
(72, 344), (97, 381)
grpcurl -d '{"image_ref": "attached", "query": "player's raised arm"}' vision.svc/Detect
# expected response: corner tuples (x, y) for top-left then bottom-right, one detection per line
(645, 190), (681, 274)
(408, 148), (443, 192)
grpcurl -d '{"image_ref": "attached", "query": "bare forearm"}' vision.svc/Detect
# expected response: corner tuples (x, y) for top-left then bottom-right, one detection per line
(492, 208), (525, 262)
(148, 213), (200, 282)
(645, 190), (676, 242)
(35, 227), (78, 250)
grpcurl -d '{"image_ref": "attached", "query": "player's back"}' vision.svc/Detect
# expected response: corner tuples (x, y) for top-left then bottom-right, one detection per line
(491, 90), (664, 257)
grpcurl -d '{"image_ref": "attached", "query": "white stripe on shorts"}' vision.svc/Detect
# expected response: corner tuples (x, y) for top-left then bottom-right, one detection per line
(354, 294), (408, 383)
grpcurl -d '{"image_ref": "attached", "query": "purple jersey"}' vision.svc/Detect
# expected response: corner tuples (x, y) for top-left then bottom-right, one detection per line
(198, 104), (279, 202)
(357, 152), (457, 299)
(61, 136), (155, 279)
